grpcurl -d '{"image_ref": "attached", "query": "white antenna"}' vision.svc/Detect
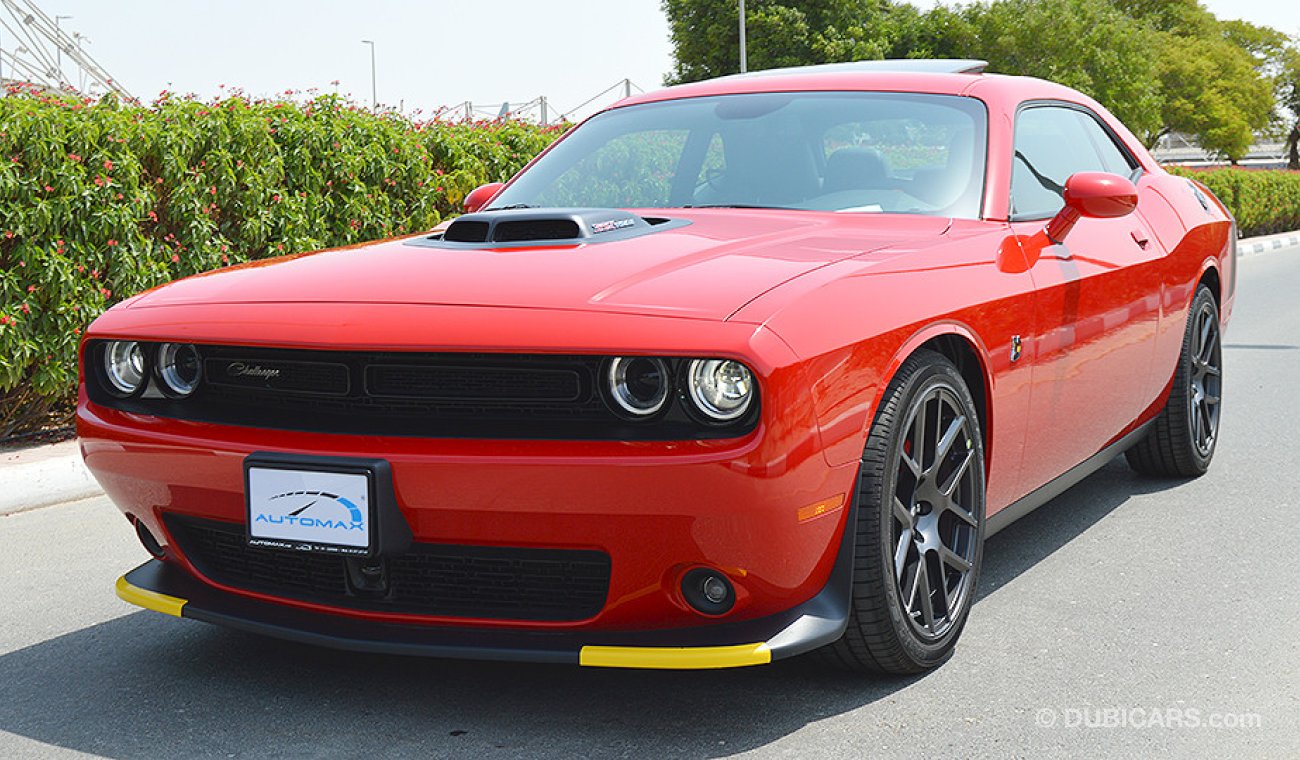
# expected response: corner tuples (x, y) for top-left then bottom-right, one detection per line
(0, 0), (132, 99)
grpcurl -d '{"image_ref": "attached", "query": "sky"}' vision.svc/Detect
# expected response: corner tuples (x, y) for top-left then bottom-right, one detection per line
(5, 0), (1299, 122)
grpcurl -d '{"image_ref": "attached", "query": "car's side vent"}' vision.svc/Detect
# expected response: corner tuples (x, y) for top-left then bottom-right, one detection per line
(494, 219), (582, 242)
(443, 220), (490, 243)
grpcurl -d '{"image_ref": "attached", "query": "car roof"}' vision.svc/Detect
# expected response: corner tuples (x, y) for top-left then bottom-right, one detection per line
(616, 60), (1084, 108)
(723, 59), (989, 78)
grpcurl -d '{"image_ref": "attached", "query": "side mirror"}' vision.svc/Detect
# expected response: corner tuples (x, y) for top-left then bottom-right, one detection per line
(1044, 172), (1137, 244)
(463, 182), (505, 213)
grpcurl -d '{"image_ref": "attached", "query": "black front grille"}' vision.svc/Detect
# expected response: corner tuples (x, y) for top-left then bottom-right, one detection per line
(165, 514), (611, 622)
(85, 342), (760, 440)
(206, 357), (350, 396)
(365, 364), (581, 401)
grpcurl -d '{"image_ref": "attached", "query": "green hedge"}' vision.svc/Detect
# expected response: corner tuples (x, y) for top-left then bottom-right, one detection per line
(1165, 165), (1300, 238)
(0, 87), (564, 436)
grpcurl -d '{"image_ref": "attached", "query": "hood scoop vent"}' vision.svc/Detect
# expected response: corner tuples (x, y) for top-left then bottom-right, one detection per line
(420, 207), (688, 249)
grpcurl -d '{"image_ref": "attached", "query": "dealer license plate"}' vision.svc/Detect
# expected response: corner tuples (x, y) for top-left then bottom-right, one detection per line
(246, 465), (372, 555)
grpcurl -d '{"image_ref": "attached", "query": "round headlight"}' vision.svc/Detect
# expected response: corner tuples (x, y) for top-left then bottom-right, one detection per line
(686, 358), (754, 421)
(103, 341), (147, 397)
(606, 357), (670, 417)
(156, 343), (202, 397)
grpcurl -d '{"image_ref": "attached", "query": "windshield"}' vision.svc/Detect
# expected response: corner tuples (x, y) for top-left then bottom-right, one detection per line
(490, 91), (987, 218)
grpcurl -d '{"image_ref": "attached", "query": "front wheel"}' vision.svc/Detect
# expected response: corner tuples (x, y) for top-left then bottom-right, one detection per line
(1126, 285), (1222, 477)
(822, 350), (986, 674)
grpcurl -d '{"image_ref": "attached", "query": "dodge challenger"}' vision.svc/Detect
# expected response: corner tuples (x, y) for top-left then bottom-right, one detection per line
(83, 59), (1233, 674)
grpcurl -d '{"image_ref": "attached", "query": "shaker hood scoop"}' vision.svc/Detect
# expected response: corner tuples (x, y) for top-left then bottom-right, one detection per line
(129, 209), (951, 321)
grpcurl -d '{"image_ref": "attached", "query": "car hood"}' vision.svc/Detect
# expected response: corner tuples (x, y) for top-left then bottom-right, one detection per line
(129, 210), (950, 321)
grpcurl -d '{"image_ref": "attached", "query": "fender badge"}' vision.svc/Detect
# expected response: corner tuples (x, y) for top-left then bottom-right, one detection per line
(1010, 335), (1023, 363)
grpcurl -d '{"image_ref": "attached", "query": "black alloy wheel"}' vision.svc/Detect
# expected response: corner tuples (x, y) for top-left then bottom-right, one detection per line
(822, 349), (986, 674)
(1127, 285), (1223, 477)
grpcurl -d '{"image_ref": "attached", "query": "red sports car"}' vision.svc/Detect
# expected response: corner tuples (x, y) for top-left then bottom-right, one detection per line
(82, 59), (1233, 674)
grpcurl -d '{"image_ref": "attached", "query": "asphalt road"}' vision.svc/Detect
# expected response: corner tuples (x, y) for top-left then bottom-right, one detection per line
(2, 251), (1298, 759)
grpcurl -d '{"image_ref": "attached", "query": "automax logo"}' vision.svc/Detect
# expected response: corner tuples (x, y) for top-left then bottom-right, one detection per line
(254, 490), (365, 533)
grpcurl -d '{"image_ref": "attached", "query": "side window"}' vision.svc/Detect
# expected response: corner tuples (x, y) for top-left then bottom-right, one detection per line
(1011, 106), (1134, 219)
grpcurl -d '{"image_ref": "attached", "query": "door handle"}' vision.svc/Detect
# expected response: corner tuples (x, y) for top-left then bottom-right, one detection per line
(1131, 229), (1150, 249)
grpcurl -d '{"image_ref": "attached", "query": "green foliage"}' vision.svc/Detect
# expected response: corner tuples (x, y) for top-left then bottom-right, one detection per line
(663, 0), (904, 83)
(1165, 166), (1300, 238)
(941, 0), (1165, 138)
(1153, 32), (1274, 161)
(1114, 3), (1279, 159)
(0, 87), (563, 435)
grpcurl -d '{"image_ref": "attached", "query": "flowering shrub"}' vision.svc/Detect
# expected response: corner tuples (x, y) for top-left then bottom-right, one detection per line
(0, 87), (564, 435)
(1164, 165), (1300, 238)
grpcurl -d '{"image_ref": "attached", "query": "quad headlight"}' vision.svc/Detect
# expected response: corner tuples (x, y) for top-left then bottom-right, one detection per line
(156, 343), (202, 397)
(604, 356), (756, 423)
(606, 356), (671, 417)
(686, 358), (754, 421)
(102, 341), (148, 397)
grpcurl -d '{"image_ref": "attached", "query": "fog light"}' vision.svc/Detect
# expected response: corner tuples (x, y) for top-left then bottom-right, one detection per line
(134, 518), (165, 559)
(701, 575), (729, 604)
(682, 567), (735, 615)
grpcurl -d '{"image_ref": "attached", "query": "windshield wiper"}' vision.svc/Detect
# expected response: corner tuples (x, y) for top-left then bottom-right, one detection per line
(679, 203), (801, 210)
(488, 203), (537, 211)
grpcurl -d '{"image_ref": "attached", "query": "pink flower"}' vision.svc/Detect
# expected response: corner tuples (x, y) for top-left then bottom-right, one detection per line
(68, 153), (81, 162)
(272, 194), (281, 202)
(107, 239), (117, 247)
(103, 160), (114, 171)
(171, 254), (179, 263)
(44, 185), (53, 192)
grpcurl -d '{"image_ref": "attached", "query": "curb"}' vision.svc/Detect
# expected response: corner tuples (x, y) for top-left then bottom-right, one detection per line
(0, 440), (101, 516)
(1238, 231), (1300, 257)
(2, 226), (1297, 516)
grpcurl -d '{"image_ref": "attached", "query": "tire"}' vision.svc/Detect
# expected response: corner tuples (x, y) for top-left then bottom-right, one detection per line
(1126, 285), (1222, 477)
(822, 349), (986, 674)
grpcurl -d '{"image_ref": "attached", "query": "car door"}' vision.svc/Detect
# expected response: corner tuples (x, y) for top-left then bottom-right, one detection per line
(1009, 104), (1165, 495)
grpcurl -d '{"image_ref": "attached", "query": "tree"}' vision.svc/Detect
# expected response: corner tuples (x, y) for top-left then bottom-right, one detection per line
(938, 0), (1165, 138)
(1152, 32), (1274, 161)
(1111, 2), (1281, 161)
(662, 0), (901, 84)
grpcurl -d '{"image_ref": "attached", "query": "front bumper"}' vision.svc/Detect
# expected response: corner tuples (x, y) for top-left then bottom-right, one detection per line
(116, 493), (855, 669)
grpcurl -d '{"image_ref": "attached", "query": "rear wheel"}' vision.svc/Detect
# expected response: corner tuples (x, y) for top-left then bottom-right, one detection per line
(1126, 285), (1222, 477)
(823, 350), (985, 674)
